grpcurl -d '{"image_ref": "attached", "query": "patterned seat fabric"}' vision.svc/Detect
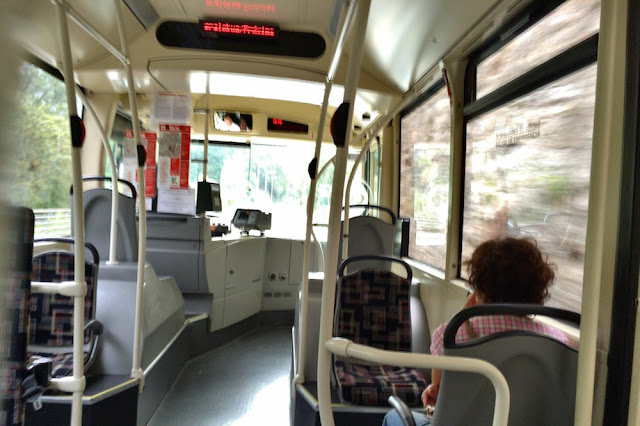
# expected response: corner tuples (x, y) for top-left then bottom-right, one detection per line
(334, 268), (426, 406)
(0, 207), (34, 425)
(29, 251), (98, 378)
(334, 362), (427, 406)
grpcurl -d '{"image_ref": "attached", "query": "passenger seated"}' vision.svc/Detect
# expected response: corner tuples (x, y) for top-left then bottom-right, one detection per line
(382, 237), (568, 426)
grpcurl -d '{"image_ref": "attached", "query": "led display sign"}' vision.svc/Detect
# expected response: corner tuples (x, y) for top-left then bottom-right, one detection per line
(268, 118), (309, 134)
(200, 19), (278, 39)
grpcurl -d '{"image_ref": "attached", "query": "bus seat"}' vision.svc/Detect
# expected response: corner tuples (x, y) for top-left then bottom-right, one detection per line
(1, 207), (34, 423)
(28, 238), (103, 378)
(339, 205), (397, 261)
(430, 304), (580, 426)
(71, 176), (138, 262)
(333, 255), (428, 407)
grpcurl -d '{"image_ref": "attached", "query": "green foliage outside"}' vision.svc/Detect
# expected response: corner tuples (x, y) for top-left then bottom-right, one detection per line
(11, 63), (72, 209)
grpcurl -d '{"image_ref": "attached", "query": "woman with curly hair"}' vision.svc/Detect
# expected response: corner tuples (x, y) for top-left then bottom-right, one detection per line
(383, 237), (568, 426)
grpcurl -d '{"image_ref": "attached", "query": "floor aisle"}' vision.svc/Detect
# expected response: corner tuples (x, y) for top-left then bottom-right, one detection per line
(149, 326), (292, 426)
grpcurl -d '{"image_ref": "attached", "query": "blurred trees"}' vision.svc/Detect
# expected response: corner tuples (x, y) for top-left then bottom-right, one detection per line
(12, 63), (72, 209)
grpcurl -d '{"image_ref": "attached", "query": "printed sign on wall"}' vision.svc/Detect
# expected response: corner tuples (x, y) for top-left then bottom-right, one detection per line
(123, 130), (157, 209)
(158, 124), (191, 189)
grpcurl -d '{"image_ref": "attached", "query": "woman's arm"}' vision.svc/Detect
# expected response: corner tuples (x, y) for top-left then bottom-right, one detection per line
(422, 292), (479, 408)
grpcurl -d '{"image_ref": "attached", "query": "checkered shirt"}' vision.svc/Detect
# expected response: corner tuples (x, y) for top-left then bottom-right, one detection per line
(430, 314), (569, 356)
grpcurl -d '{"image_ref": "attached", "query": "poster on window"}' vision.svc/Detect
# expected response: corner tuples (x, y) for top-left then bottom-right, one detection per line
(123, 130), (157, 210)
(157, 124), (191, 189)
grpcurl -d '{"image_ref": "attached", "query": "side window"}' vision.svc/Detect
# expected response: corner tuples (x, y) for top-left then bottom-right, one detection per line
(462, 0), (600, 312)
(476, 0), (601, 98)
(13, 62), (72, 238)
(399, 84), (451, 273)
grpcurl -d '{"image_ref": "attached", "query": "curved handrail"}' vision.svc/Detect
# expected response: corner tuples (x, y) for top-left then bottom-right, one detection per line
(338, 254), (411, 281)
(34, 237), (100, 265)
(324, 338), (510, 426)
(74, 87), (120, 265)
(444, 304), (581, 348)
(70, 176), (137, 199)
(342, 204), (396, 224)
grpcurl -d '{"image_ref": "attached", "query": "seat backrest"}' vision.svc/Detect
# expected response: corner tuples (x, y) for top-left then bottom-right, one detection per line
(431, 304), (580, 426)
(30, 239), (100, 348)
(340, 204), (397, 261)
(334, 255), (413, 352)
(1, 207), (34, 424)
(72, 176), (138, 262)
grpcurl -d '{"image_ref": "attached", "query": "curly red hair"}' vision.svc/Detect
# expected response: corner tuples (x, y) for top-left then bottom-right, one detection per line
(464, 237), (554, 305)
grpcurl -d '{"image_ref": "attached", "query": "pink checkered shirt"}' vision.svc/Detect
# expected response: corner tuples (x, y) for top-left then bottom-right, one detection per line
(430, 314), (569, 356)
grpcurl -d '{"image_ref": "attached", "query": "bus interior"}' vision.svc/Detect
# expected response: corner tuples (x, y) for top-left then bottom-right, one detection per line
(0, 0), (639, 425)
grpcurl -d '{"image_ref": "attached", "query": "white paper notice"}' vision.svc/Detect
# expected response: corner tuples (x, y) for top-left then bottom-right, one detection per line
(157, 188), (196, 215)
(152, 92), (192, 124)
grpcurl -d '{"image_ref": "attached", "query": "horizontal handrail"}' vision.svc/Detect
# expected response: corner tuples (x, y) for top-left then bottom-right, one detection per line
(324, 338), (510, 426)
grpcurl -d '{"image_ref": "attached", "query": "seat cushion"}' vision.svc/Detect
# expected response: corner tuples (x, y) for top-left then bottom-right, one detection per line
(335, 361), (427, 407)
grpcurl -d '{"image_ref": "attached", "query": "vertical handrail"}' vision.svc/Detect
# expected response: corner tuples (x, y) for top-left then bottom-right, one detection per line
(293, 0), (357, 396)
(111, 0), (147, 389)
(203, 77), (210, 179)
(317, 1), (371, 425)
(54, 2), (86, 424)
(74, 88), (119, 264)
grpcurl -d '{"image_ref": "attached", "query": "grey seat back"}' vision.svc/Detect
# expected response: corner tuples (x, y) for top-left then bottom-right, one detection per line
(339, 205), (397, 267)
(72, 177), (138, 262)
(431, 304), (580, 426)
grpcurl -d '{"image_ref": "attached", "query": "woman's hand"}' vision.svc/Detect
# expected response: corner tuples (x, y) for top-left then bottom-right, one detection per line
(421, 384), (439, 408)
(462, 292), (478, 309)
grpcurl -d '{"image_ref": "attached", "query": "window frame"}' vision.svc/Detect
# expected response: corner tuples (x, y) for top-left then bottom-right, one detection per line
(459, 0), (600, 282)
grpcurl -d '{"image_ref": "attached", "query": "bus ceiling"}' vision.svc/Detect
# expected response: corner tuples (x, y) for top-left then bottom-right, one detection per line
(7, 0), (536, 109)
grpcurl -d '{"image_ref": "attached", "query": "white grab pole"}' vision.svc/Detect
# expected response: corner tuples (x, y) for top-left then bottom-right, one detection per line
(325, 339), (510, 426)
(203, 78), (210, 179)
(293, 0), (357, 397)
(111, 0), (146, 388)
(317, 1), (371, 425)
(74, 88), (119, 264)
(54, 2), (86, 424)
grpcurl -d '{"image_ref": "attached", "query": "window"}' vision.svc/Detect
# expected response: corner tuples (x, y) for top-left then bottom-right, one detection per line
(476, 0), (600, 98)
(12, 62), (72, 238)
(189, 139), (340, 239)
(462, 0), (600, 313)
(189, 142), (251, 225)
(400, 83), (451, 272)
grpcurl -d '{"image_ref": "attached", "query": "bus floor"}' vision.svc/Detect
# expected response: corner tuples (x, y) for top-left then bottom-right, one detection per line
(148, 326), (292, 425)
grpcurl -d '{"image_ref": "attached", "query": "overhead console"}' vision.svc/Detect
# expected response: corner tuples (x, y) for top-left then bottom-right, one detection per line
(156, 19), (325, 58)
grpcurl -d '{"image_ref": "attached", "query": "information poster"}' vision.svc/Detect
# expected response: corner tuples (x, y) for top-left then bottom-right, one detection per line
(152, 92), (191, 125)
(158, 124), (191, 189)
(123, 130), (157, 210)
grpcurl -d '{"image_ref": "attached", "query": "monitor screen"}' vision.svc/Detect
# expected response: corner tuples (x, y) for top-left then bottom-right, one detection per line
(210, 183), (222, 212)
